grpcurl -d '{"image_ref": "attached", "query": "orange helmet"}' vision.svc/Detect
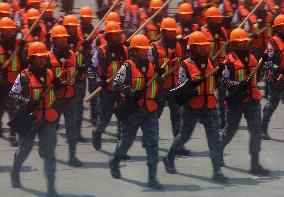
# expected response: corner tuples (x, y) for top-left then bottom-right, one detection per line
(49, 25), (70, 38)
(188, 31), (209, 45)
(230, 28), (249, 42)
(0, 3), (11, 14)
(205, 7), (222, 18)
(26, 8), (40, 20)
(63, 15), (80, 26)
(149, 0), (163, 10)
(27, 0), (41, 5)
(160, 17), (177, 31)
(178, 3), (193, 14)
(105, 21), (123, 34)
(40, 2), (55, 12)
(273, 14), (284, 27)
(79, 6), (94, 18)
(28, 41), (49, 57)
(130, 34), (151, 49)
(105, 12), (121, 24)
(0, 17), (16, 29)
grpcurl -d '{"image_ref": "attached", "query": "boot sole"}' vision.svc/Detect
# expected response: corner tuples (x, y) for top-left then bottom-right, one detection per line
(109, 160), (121, 179)
(163, 158), (176, 174)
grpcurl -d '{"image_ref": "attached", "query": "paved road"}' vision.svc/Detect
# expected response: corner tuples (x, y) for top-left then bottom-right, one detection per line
(1, 1), (284, 197)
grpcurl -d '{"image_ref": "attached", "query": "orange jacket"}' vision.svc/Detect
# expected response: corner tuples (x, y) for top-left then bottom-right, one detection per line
(270, 36), (284, 81)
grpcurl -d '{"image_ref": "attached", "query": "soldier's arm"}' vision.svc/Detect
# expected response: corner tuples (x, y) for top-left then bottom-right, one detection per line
(9, 72), (30, 105)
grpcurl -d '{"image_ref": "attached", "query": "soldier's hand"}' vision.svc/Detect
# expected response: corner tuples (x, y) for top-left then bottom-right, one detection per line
(82, 40), (91, 50)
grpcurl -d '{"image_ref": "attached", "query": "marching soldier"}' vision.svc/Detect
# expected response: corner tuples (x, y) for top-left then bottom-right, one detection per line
(152, 17), (191, 156)
(202, 7), (228, 129)
(48, 25), (84, 167)
(91, 21), (129, 150)
(163, 31), (228, 183)
(10, 41), (60, 197)
(262, 15), (284, 140)
(220, 28), (270, 176)
(109, 34), (163, 190)
(0, 17), (23, 146)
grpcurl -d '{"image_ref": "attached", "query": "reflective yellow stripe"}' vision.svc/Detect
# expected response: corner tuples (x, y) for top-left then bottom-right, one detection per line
(33, 88), (40, 100)
(227, 12), (233, 17)
(196, 76), (201, 95)
(112, 61), (118, 75)
(254, 23), (259, 34)
(150, 31), (156, 41)
(77, 52), (83, 65)
(48, 88), (55, 108)
(55, 67), (61, 77)
(0, 55), (3, 64)
(221, 41), (226, 57)
(12, 56), (17, 71)
(135, 78), (141, 91)
(210, 42), (215, 58)
(209, 75), (214, 94)
(163, 57), (169, 73)
(266, 24), (272, 37)
(176, 34), (182, 39)
(238, 69), (244, 81)
(151, 80), (156, 99)
(70, 67), (76, 84)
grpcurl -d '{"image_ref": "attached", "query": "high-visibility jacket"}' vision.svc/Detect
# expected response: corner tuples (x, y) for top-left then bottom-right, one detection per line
(128, 60), (159, 112)
(22, 68), (58, 123)
(97, 44), (129, 92)
(270, 36), (284, 81)
(49, 50), (77, 98)
(151, 41), (182, 90)
(225, 52), (262, 102)
(183, 58), (217, 109)
(201, 27), (228, 67)
(0, 42), (21, 84)
(21, 23), (47, 48)
(250, 12), (273, 50)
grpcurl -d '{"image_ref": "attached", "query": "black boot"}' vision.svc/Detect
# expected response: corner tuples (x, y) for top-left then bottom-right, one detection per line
(109, 156), (121, 179)
(10, 153), (21, 188)
(78, 132), (86, 143)
(262, 119), (271, 140)
(147, 164), (163, 190)
(163, 148), (176, 174)
(68, 144), (83, 167)
(220, 149), (226, 167)
(176, 146), (191, 156)
(46, 177), (59, 197)
(212, 159), (228, 183)
(9, 131), (18, 147)
(250, 152), (270, 176)
(92, 130), (102, 150)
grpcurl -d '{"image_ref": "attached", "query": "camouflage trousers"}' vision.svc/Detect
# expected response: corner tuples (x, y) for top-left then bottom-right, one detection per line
(217, 86), (226, 129)
(75, 80), (86, 135)
(96, 90), (120, 134)
(0, 85), (17, 136)
(222, 100), (262, 154)
(55, 96), (79, 146)
(157, 90), (181, 137)
(114, 108), (159, 167)
(88, 78), (98, 126)
(263, 80), (284, 132)
(12, 120), (57, 179)
(170, 105), (222, 169)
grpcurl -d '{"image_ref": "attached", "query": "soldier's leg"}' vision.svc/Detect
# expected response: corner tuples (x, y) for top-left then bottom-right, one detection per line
(63, 97), (82, 167)
(202, 109), (228, 183)
(37, 122), (58, 196)
(109, 110), (142, 179)
(6, 98), (18, 147)
(141, 111), (163, 190)
(75, 81), (87, 142)
(0, 100), (5, 138)
(11, 126), (36, 188)
(262, 81), (284, 139)
(217, 86), (226, 129)
(244, 101), (270, 176)
(88, 78), (98, 126)
(163, 106), (200, 174)
(281, 91), (284, 104)
(93, 91), (116, 150)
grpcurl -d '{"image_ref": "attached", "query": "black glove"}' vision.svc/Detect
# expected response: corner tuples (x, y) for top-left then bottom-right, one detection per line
(82, 40), (91, 50)
(18, 40), (26, 48)
(191, 79), (202, 87)
(97, 79), (107, 88)
(157, 66), (165, 76)
(77, 65), (86, 75)
(132, 90), (144, 101)
(52, 77), (62, 90)
(249, 34), (258, 39)
(261, 52), (269, 62)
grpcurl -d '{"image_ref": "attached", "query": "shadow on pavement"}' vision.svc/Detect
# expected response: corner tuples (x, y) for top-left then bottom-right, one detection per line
(20, 187), (95, 197)
(0, 165), (35, 173)
(120, 177), (202, 192)
(56, 159), (109, 169)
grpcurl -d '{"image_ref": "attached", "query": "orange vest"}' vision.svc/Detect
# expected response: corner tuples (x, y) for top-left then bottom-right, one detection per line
(223, 0), (234, 17)
(250, 13), (273, 49)
(22, 68), (58, 123)
(128, 60), (159, 112)
(49, 50), (77, 98)
(201, 27), (228, 67)
(184, 58), (217, 109)
(0, 43), (21, 84)
(146, 22), (160, 43)
(271, 36), (284, 81)
(98, 45), (129, 92)
(21, 23), (47, 48)
(151, 41), (182, 90)
(225, 52), (262, 102)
